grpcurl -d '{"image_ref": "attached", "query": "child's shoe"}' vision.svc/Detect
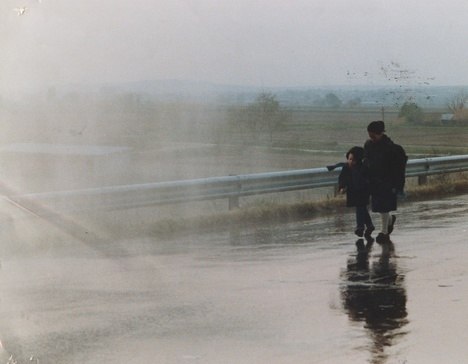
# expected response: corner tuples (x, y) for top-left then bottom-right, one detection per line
(354, 228), (364, 237)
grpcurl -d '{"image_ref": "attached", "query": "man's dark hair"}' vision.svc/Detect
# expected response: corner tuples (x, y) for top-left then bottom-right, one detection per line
(367, 120), (385, 133)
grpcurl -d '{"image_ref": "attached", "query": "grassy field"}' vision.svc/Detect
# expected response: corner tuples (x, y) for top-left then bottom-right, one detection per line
(269, 107), (468, 157)
(3, 102), (468, 237)
(3, 102), (468, 189)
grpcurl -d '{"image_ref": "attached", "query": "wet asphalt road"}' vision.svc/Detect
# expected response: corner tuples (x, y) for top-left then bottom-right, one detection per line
(1, 195), (468, 363)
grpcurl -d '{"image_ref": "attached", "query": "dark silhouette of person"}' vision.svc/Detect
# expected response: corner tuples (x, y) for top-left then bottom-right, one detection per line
(340, 241), (408, 364)
(363, 120), (407, 244)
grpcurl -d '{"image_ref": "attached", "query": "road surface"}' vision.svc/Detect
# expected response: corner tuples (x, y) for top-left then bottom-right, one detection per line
(1, 194), (468, 363)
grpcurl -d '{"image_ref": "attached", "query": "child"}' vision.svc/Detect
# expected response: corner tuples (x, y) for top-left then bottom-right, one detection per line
(338, 146), (375, 243)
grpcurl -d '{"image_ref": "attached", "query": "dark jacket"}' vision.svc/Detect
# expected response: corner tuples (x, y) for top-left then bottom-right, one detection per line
(363, 135), (403, 212)
(338, 163), (370, 207)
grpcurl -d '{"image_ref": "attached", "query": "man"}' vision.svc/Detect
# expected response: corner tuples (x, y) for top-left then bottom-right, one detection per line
(363, 121), (406, 244)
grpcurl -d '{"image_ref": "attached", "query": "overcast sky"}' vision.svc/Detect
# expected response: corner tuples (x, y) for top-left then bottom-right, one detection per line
(1, 0), (467, 94)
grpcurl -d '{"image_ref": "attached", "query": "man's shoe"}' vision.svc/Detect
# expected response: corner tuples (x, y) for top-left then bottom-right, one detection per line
(376, 232), (390, 244)
(388, 215), (397, 235)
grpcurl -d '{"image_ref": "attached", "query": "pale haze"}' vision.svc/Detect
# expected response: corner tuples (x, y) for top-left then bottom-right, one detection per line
(1, 0), (468, 95)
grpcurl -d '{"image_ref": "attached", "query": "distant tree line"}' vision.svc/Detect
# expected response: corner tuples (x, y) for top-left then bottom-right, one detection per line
(308, 93), (363, 108)
(397, 91), (468, 124)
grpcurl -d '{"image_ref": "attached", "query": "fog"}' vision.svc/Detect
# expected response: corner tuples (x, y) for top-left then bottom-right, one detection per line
(0, 0), (467, 230)
(1, 0), (468, 95)
(1, 2), (468, 362)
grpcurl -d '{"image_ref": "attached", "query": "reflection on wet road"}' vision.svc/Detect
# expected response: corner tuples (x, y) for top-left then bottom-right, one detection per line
(1, 195), (468, 363)
(340, 242), (408, 364)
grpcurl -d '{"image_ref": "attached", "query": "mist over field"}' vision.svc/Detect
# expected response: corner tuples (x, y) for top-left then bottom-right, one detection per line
(0, 81), (467, 193)
(0, 0), (467, 231)
(1, 0), (467, 185)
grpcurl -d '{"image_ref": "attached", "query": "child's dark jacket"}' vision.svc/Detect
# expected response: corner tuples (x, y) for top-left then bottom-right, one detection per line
(338, 164), (370, 207)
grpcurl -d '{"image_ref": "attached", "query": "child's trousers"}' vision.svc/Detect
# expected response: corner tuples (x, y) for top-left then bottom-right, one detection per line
(355, 205), (373, 230)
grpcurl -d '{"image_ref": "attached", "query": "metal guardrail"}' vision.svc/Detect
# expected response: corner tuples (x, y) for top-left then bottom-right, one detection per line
(10, 155), (468, 213)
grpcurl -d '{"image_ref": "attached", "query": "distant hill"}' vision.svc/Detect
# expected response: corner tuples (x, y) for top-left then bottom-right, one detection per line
(55, 79), (466, 108)
(99, 79), (260, 97)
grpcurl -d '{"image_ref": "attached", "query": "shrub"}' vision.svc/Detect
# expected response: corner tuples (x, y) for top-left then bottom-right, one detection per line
(398, 102), (424, 123)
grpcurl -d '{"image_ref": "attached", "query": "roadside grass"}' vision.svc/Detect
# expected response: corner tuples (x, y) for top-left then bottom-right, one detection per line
(148, 173), (468, 237)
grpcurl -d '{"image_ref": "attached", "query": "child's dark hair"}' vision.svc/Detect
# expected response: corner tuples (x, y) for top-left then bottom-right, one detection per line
(346, 146), (364, 163)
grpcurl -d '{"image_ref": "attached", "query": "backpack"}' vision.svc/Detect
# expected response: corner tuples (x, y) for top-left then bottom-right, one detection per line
(391, 143), (408, 192)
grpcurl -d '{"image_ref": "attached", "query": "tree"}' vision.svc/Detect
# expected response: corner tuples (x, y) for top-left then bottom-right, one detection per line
(324, 93), (342, 108)
(447, 92), (467, 113)
(346, 97), (362, 108)
(447, 92), (467, 121)
(398, 102), (424, 123)
(227, 92), (288, 144)
(247, 92), (287, 143)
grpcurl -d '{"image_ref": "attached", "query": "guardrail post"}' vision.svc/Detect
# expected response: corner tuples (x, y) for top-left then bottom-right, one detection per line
(228, 175), (241, 210)
(418, 175), (428, 185)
